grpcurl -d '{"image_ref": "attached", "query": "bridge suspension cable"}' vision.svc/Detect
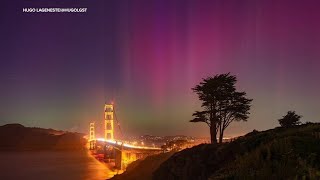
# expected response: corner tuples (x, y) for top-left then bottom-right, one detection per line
(113, 106), (124, 139)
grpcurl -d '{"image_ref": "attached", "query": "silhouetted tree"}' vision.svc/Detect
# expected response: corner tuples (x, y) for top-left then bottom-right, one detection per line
(191, 73), (252, 144)
(278, 111), (302, 127)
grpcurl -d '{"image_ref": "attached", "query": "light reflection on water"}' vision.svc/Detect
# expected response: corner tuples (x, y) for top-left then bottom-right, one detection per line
(0, 150), (116, 180)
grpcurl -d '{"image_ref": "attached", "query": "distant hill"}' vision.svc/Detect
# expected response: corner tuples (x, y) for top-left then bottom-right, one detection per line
(111, 123), (320, 180)
(0, 124), (86, 151)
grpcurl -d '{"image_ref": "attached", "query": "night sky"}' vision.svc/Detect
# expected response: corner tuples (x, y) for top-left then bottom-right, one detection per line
(1, 0), (320, 137)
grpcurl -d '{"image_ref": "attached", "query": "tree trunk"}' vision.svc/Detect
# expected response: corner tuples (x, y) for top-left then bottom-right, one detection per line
(218, 130), (224, 143)
(210, 125), (217, 144)
(218, 118), (223, 143)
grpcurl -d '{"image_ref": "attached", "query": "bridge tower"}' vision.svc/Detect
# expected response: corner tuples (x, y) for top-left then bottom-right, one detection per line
(104, 104), (114, 140)
(89, 122), (95, 141)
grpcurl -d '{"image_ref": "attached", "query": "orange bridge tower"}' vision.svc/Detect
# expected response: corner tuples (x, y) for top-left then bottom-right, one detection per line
(104, 104), (114, 140)
(89, 122), (95, 141)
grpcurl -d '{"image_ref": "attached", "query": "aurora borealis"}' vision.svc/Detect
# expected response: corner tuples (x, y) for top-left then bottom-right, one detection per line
(1, 0), (320, 137)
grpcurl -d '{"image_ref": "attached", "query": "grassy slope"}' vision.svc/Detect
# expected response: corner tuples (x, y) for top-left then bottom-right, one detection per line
(110, 123), (320, 180)
(154, 123), (320, 180)
(211, 124), (320, 179)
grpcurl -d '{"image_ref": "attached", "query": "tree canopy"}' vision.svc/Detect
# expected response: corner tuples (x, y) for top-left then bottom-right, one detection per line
(191, 73), (252, 143)
(278, 111), (302, 127)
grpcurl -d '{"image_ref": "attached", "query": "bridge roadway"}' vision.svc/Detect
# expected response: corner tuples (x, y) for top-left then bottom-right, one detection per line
(96, 138), (161, 151)
(89, 138), (162, 170)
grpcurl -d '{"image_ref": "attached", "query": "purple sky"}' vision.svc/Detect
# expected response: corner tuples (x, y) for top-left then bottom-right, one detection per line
(1, 0), (320, 137)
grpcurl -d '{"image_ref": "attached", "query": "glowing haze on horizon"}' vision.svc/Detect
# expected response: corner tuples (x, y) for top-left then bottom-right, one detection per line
(1, 0), (320, 138)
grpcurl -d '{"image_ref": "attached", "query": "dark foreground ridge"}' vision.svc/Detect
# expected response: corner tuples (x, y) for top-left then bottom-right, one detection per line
(112, 123), (320, 180)
(0, 124), (86, 151)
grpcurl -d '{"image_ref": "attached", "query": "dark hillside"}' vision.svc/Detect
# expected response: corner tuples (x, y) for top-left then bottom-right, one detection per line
(109, 123), (320, 180)
(154, 123), (320, 180)
(0, 124), (86, 151)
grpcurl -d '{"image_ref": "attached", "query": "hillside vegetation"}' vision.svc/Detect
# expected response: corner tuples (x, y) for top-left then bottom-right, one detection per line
(110, 123), (320, 180)
(154, 123), (320, 180)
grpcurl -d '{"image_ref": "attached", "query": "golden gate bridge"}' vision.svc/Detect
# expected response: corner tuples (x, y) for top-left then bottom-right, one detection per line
(88, 103), (162, 170)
